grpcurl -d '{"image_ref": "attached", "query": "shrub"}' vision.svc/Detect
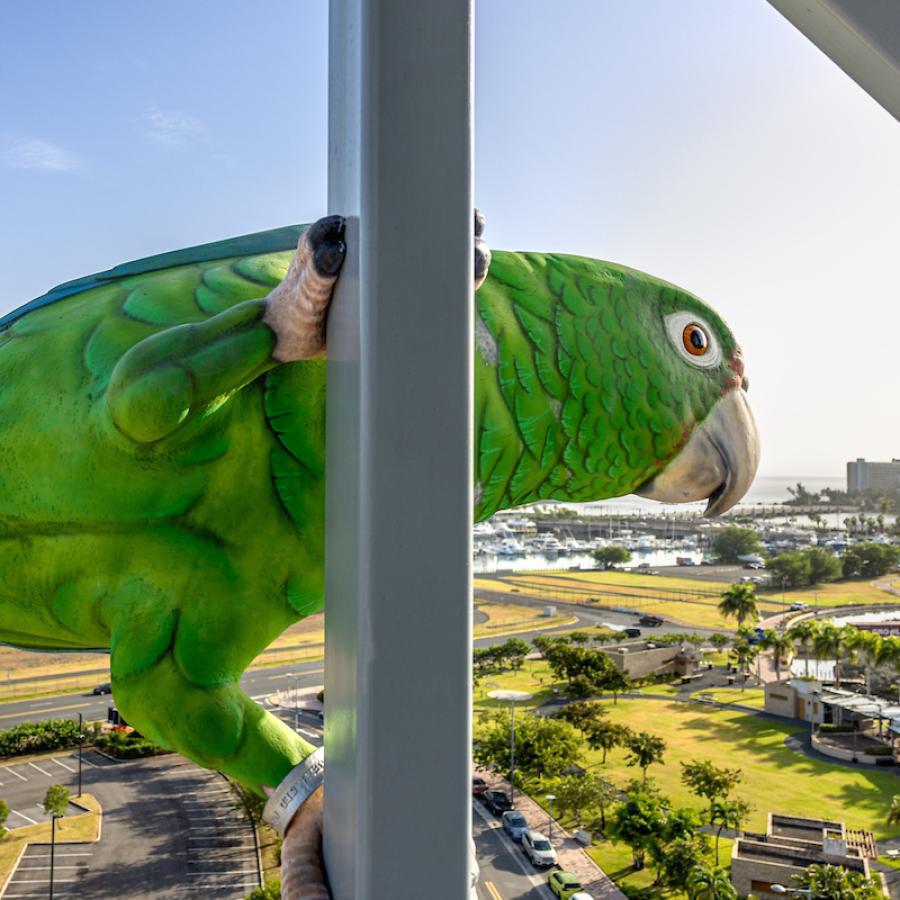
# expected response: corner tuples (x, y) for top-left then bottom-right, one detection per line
(0, 719), (81, 757)
(94, 730), (165, 759)
(246, 880), (281, 899)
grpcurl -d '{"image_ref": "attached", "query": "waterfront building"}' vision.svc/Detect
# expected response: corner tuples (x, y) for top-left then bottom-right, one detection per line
(846, 458), (900, 493)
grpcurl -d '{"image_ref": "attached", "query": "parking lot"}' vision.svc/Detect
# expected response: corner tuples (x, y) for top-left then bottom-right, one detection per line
(0, 751), (262, 899)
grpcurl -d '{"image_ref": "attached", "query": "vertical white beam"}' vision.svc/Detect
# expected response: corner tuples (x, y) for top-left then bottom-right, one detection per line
(324, 1), (473, 897)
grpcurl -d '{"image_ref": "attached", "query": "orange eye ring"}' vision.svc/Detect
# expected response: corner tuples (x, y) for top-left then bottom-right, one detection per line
(682, 324), (709, 356)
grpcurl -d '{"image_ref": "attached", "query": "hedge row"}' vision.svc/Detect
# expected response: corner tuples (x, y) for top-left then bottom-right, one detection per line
(93, 730), (165, 759)
(0, 718), (81, 757)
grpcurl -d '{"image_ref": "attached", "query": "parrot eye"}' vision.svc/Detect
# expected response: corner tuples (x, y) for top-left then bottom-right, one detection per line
(682, 324), (708, 356)
(665, 312), (722, 369)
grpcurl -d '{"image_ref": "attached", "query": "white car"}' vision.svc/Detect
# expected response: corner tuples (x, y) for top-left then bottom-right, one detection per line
(521, 829), (557, 867)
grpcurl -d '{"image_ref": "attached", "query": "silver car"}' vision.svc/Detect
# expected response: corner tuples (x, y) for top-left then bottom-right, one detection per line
(521, 829), (557, 867)
(501, 810), (528, 842)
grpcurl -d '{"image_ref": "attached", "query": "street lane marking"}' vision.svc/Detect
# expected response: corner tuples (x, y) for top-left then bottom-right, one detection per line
(267, 669), (324, 680)
(6, 768), (28, 782)
(484, 881), (502, 900)
(10, 809), (37, 825)
(28, 763), (52, 777)
(51, 758), (75, 772)
(472, 802), (544, 887)
(0, 702), (91, 720)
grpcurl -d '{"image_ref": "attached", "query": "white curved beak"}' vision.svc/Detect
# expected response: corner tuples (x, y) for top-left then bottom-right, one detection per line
(634, 389), (760, 517)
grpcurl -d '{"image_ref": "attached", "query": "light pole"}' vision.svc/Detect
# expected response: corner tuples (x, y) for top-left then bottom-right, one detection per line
(545, 793), (556, 840)
(487, 690), (532, 806)
(77, 713), (83, 798)
(49, 812), (61, 900)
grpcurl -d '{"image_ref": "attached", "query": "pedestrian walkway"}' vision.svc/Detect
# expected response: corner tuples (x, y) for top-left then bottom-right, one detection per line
(475, 768), (627, 900)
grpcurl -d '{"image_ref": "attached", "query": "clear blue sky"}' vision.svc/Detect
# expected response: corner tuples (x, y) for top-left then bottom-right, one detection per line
(2, 1), (898, 478)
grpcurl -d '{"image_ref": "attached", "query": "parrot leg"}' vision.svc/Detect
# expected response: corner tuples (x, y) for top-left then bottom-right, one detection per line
(109, 588), (315, 795)
(106, 215), (346, 444)
(263, 215), (346, 363)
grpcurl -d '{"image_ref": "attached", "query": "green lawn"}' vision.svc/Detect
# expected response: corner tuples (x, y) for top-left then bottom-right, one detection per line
(695, 688), (766, 709)
(587, 698), (900, 839)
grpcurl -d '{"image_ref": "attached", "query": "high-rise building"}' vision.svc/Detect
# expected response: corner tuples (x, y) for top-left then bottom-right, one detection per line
(846, 458), (900, 493)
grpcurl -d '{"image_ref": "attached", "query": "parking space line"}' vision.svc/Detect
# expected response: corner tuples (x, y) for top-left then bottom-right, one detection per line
(10, 809), (37, 825)
(6, 767), (27, 782)
(51, 758), (75, 773)
(194, 788), (230, 795)
(23, 853), (91, 859)
(8, 878), (78, 883)
(17, 865), (81, 870)
(27, 763), (52, 777)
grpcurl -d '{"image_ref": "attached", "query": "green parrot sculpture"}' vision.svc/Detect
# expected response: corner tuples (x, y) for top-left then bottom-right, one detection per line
(0, 215), (757, 797)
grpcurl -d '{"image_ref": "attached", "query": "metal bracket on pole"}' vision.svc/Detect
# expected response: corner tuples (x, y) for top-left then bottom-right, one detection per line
(324, 1), (474, 897)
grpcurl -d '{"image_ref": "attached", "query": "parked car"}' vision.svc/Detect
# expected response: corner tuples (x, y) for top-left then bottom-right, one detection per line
(548, 871), (591, 899)
(744, 562), (765, 570)
(481, 790), (512, 816)
(501, 810), (528, 842)
(92, 682), (112, 695)
(471, 776), (488, 796)
(789, 602), (808, 611)
(521, 830), (557, 867)
(638, 614), (664, 627)
(622, 626), (641, 638)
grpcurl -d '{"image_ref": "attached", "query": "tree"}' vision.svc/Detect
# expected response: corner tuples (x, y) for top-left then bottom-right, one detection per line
(760, 630), (794, 682)
(786, 482), (816, 505)
(0, 798), (8, 838)
(568, 631), (591, 645)
(766, 552), (811, 589)
(551, 774), (611, 829)
(545, 644), (614, 685)
(593, 546), (632, 569)
(709, 798), (751, 865)
(788, 620), (820, 677)
(888, 795), (900, 826)
(473, 710), (583, 780)
(687, 864), (738, 900)
(589, 777), (619, 833)
(804, 547), (842, 585)
(679, 759), (742, 819)
(553, 700), (607, 733)
(812, 623), (859, 690)
(842, 542), (900, 579)
(586, 720), (633, 764)
(43, 784), (69, 818)
(709, 633), (730, 652)
(601, 667), (631, 704)
(711, 526), (761, 564)
(611, 793), (666, 870)
(795, 863), (882, 899)
(624, 732), (666, 786)
(717, 583), (758, 629)
(497, 637), (530, 671)
(729, 639), (758, 690)
(653, 834), (712, 892)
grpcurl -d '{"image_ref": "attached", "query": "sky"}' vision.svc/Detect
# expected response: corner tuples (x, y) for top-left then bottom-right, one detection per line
(1, 1), (898, 479)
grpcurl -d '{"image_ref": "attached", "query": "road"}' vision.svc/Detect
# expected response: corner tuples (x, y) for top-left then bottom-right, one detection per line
(473, 800), (547, 900)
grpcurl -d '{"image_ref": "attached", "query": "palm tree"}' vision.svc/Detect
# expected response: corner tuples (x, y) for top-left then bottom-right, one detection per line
(760, 630), (794, 682)
(718, 583), (759, 630)
(730, 639), (758, 691)
(813, 623), (853, 689)
(788, 620), (820, 678)
(687, 864), (738, 900)
(876, 637), (900, 703)
(709, 799), (748, 865)
(850, 630), (883, 696)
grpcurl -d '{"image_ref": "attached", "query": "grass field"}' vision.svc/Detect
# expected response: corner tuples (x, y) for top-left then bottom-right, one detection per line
(695, 688), (766, 709)
(760, 579), (900, 609)
(473, 602), (575, 638)
(0, 793), (101, 888)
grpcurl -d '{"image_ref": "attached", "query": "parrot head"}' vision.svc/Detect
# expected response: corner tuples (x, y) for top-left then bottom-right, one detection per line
(474, 251), (760, 518)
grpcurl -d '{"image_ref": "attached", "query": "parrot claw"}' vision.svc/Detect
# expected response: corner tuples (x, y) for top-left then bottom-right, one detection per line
(307, 215), (347, 278)
(474, 208), (491, 291)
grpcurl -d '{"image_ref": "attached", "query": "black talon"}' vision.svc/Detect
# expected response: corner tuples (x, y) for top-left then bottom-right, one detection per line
(313, 240), (347, 278)
(306, 214), (346, 250)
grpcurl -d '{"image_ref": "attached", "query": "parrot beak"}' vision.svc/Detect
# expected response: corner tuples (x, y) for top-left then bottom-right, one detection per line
(634, 388), (760, 517)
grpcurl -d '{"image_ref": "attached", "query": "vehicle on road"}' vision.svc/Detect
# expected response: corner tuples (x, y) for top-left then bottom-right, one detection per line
(481, 790), (512, 816)
(92, 682), (112, 695)
(472, 777), (488, 796)
(622, 627), (641, 638)
(638, 614), (663, 627)
(521, 829), (557, 867)
(676, 556), (695, 566)
(548, 871), (591, 899)
(744, 562), (765, 570)
(789, 602), (808, 611)
(501, 810), (528, 842)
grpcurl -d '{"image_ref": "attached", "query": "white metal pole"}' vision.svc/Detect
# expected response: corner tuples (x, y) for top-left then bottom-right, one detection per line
(324, 1), (474, 897)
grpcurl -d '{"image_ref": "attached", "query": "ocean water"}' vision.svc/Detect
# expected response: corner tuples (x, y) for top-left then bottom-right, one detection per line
(544, 475), (846, 518)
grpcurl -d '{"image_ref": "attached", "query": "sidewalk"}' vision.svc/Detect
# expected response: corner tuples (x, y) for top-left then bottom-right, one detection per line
(475, 767), (627, 899)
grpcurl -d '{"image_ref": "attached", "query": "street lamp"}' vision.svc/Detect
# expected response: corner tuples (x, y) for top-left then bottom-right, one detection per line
(286, 672), (300, 733)
(77, 713), (84, 798)
(487, 690), (533, 806)
(545, 793), (556, 840)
